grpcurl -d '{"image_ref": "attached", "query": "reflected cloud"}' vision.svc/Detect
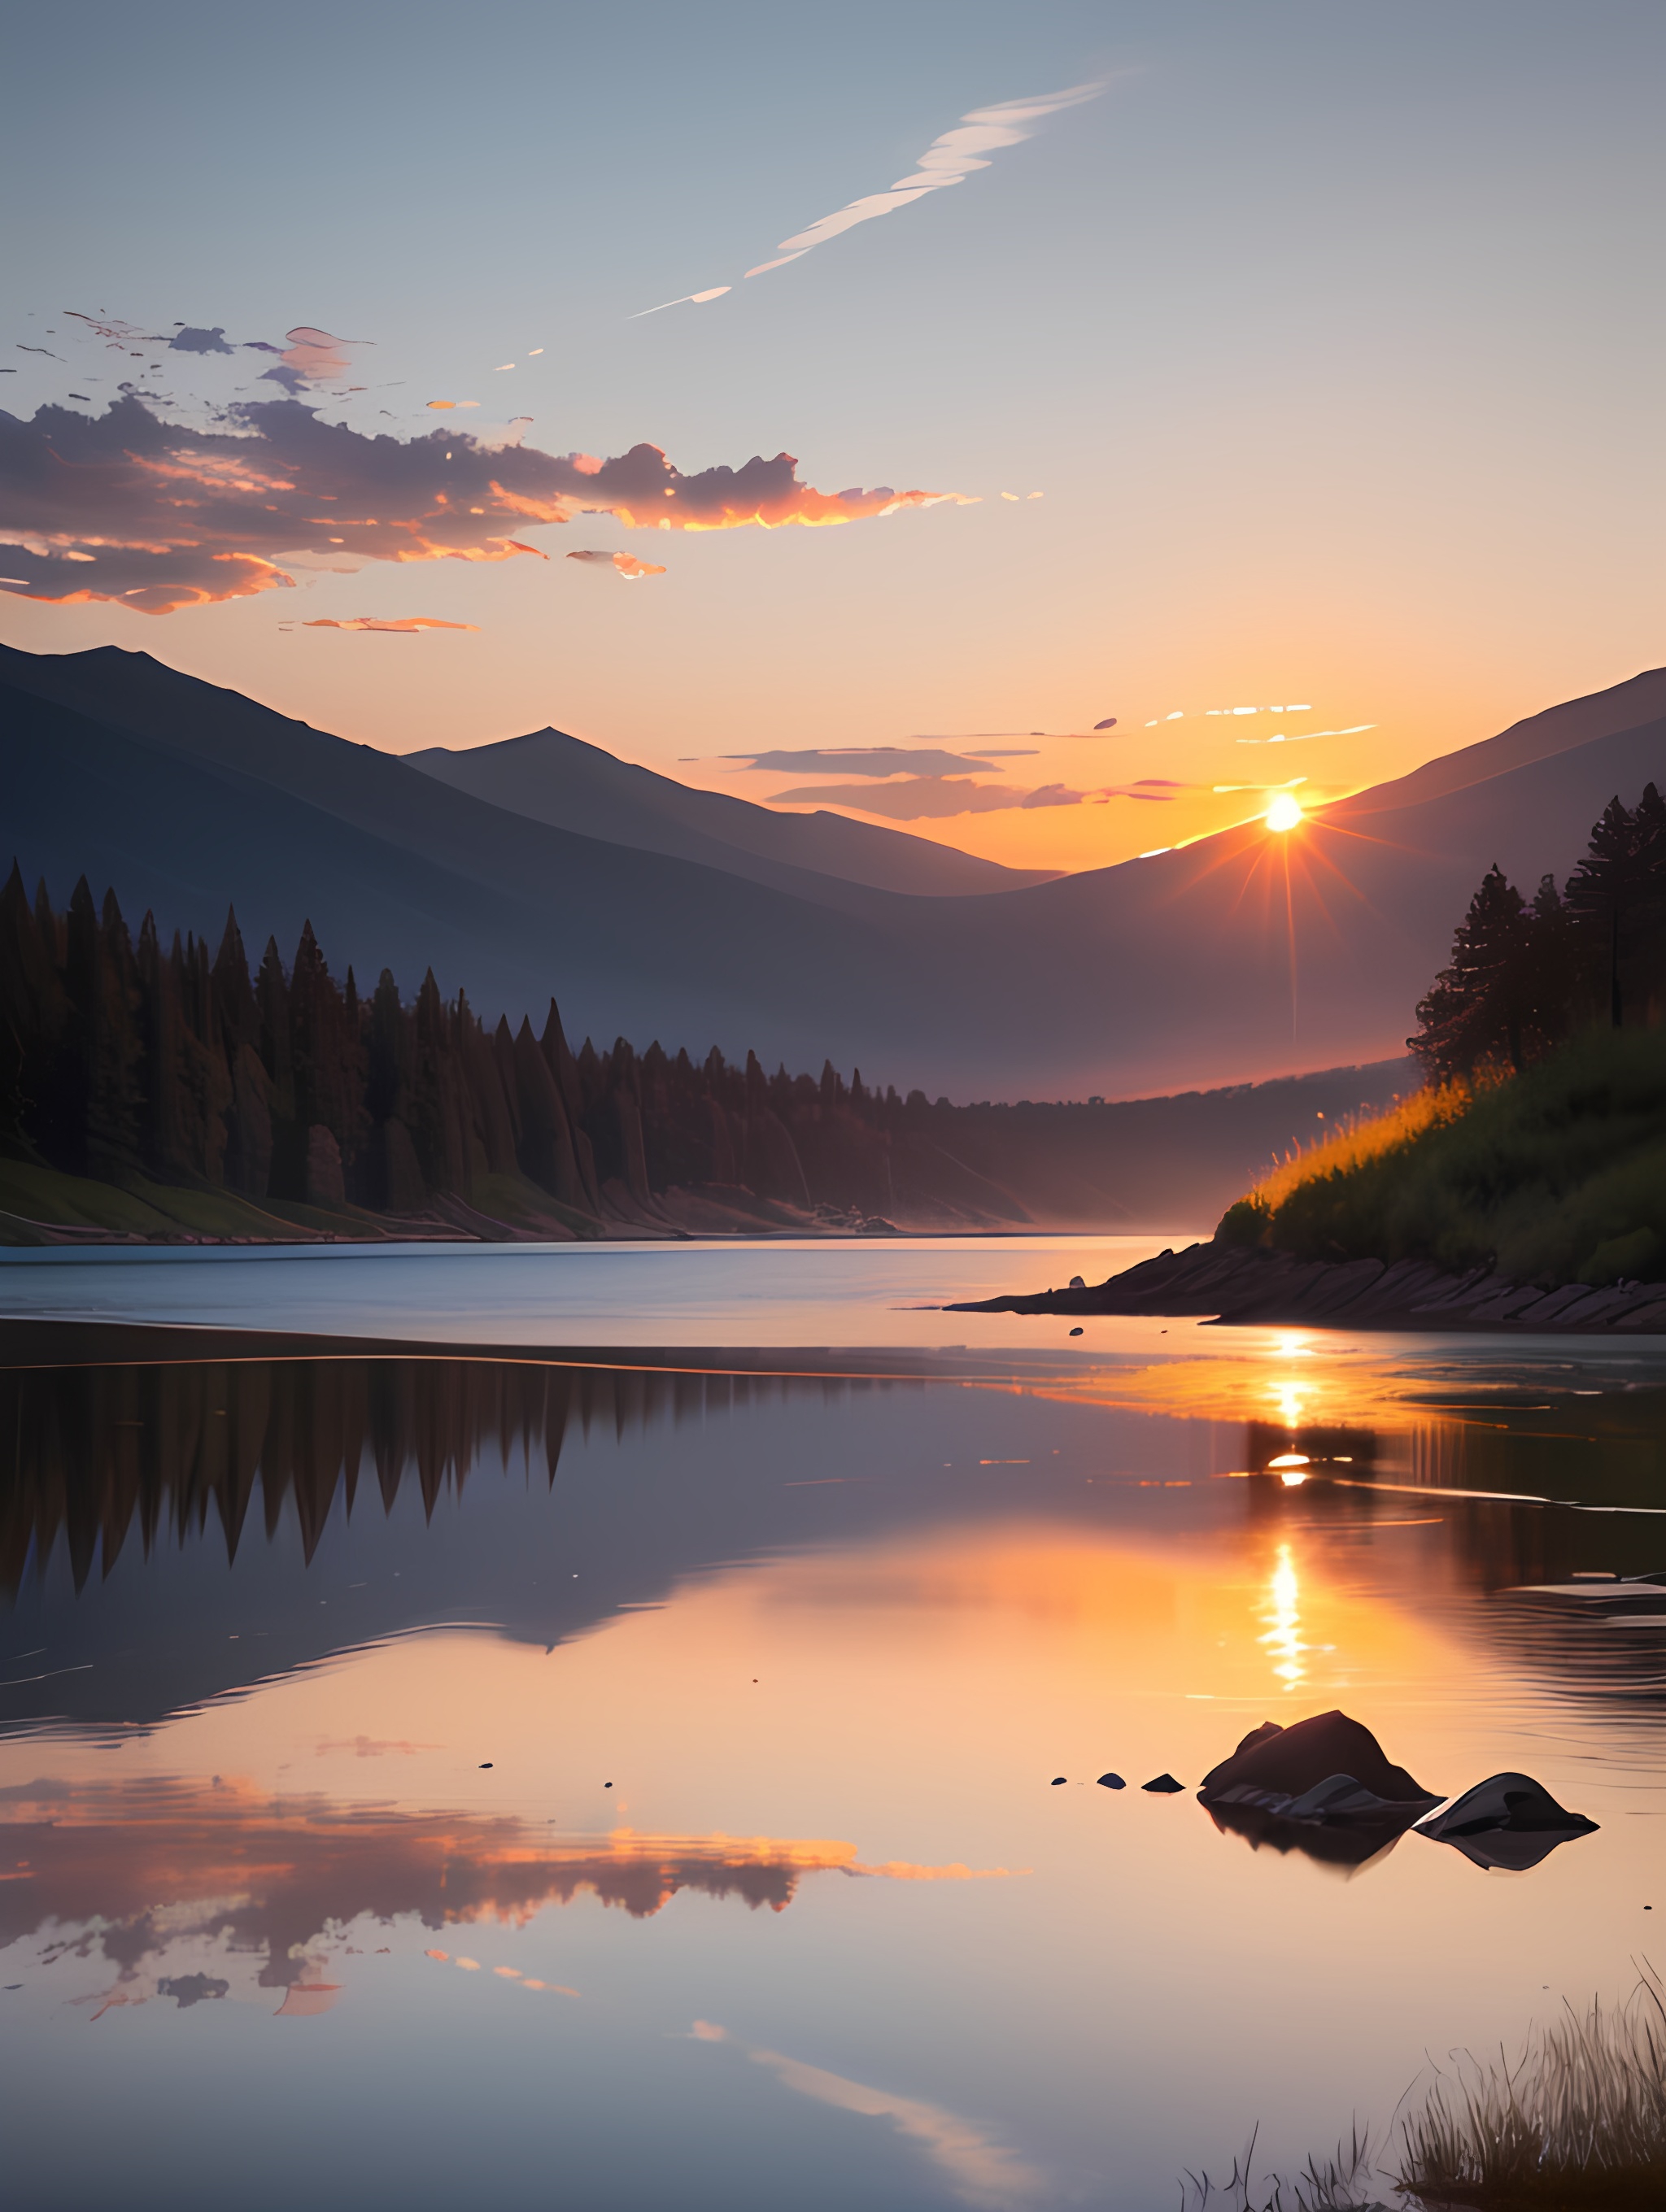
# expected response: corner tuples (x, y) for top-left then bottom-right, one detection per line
(0, 1773), (887, 1996)
(695, 2021), (1044, 2207)
(0, 394), (951, 612)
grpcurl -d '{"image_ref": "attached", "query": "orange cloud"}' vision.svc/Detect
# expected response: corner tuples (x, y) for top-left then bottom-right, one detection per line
(565, 549), (667, 579)
(0, 394), (953, 612)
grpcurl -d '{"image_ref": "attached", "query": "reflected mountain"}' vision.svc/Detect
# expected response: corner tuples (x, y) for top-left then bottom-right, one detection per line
(7, 1343), (1666, 1741)
(1, 1355), (959, 1731)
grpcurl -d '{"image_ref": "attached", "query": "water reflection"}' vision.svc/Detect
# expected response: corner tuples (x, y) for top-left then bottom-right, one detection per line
(1258, 1543), (1306, 1692)
(2, 1330), (1665, 2212)
(0, 1768), (996, 2004)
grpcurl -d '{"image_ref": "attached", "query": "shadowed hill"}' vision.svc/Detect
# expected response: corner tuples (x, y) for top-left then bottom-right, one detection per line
(2, 641), (1660, 1098)
(407, 723), (1058, 897)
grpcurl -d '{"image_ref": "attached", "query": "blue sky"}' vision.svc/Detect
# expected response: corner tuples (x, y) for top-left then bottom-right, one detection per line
(2, 0), (1660, 869)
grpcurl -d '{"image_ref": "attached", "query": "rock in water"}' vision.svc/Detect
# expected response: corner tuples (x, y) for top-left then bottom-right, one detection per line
(1200, 1711), (1437, 1808)
(1416, 1773), (1598, 1872)
(1197, 1711), (1442, 1869)
(1097, 1773), (1126, 1790)
(1142, 1774), (1185, 1793)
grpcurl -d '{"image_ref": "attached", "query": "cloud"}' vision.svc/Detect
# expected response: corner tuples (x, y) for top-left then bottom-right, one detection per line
(731, 746), (1036, 777)
(638, 82), (1105, 311)
(773, 772), (1201, 819)
(1235, 723), (1375, 744)
(302, 616), (480, 633)
(740, 83), (1106, 282)
(267, 324), (365, 386)
(630, 285), (733, 320)
(169, 326), (233, 355)
(565, 549), (667, 579)
(0, 393), (953, 613)
(772, 777), (1081, 820)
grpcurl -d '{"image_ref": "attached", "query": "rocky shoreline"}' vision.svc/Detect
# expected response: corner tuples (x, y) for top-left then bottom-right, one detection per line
(949, 1239), (1666, 1334)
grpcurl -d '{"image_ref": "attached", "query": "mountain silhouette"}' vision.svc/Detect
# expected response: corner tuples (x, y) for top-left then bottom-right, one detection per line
(408, 724), (1058, 899)
(4, 642), (1662, 1096)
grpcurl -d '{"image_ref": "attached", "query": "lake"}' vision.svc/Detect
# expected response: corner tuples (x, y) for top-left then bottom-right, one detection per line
(2, 1239), (1664, 2210)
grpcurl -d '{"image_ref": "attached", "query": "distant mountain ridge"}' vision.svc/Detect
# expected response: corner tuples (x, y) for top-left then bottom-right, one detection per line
(407, 724), (1058, 899)
(2, 640), (1661, 1097)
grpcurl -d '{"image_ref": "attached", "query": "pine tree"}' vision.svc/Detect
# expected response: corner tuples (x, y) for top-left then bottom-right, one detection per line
(1410, 864), (1537, 1079)
(1562, 790), (1666, 1028)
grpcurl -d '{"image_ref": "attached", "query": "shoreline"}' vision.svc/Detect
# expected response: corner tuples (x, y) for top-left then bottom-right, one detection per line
(948, 1240), (1666, 1335)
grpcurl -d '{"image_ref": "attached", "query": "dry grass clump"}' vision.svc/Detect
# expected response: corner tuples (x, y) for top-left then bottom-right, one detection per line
(1180, 1973), (1666, 2212)
(1250, 1082), (1477, 1214)
(1395, 1970), (1666, 2210)
(1182, 2120), (1392, 2210)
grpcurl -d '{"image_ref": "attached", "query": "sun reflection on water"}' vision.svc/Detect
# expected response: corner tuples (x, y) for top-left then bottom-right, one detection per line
(1259, 1541), (1307, 1692)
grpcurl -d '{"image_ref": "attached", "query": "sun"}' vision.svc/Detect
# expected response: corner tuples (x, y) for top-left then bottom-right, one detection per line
(1265, 793), (1304, 833)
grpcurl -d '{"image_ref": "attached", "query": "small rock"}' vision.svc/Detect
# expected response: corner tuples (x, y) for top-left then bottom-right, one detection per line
(1069, 1326), (1084, 1337)
(604, 1781), (613, 1788)
(1142, 1773), (1185, 1793)
(479, 1762), (493, 1770)
(1051, 1776), (1067, 1786)
(1069, 1275), (1086, 1290)
(1097, 1773), (1126, 1790)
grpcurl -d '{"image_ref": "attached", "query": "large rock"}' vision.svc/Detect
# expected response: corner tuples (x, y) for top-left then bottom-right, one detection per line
(1199, 1712), (1437, 1807)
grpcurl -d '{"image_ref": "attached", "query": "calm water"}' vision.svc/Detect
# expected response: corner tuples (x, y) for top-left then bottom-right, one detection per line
(2, 1241), (1664, 2210)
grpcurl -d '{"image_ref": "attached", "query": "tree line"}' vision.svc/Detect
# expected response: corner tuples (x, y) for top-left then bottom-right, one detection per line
(1409, 783), (1666, 1082)
(0, 864), (957, 1229)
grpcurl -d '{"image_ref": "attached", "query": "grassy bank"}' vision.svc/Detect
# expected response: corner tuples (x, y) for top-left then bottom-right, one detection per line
(0, 1156), (396, 1244)
(1217, 1028), (1666, 1288)
(1185, 1973), (1666, 2211)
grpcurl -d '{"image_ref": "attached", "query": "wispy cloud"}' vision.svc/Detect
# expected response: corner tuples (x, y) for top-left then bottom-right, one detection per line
(302, 616), (480, 634)
(729, 745), (1036, 777)
(0, 394), (957, 612)
(770, 769), (1208, 818)
(565, 549), (667, 579)
(772, 776), (1086, 820)
(637, 82), (1106, 311)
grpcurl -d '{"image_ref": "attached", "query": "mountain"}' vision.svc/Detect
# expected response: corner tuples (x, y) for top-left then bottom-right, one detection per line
(0, 643), (978, 923)
(407, 725), (1057, 898)
(2, 642), (1661, 1097)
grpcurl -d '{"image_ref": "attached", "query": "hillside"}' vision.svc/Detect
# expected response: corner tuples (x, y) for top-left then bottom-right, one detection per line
(0, 871), (1408, 1243)
(407, 725), (1057, 898)
(2, 642), (1661, 1099)
(1218, 1032), (1666, 1291)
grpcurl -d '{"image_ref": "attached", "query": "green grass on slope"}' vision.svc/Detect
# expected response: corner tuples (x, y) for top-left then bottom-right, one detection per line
(0, 1157), (388, 1244)
(1219, 1028), (1666, 1287)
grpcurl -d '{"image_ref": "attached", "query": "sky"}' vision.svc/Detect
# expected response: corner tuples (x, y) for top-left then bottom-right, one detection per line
(1, 0), (1661, 874)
